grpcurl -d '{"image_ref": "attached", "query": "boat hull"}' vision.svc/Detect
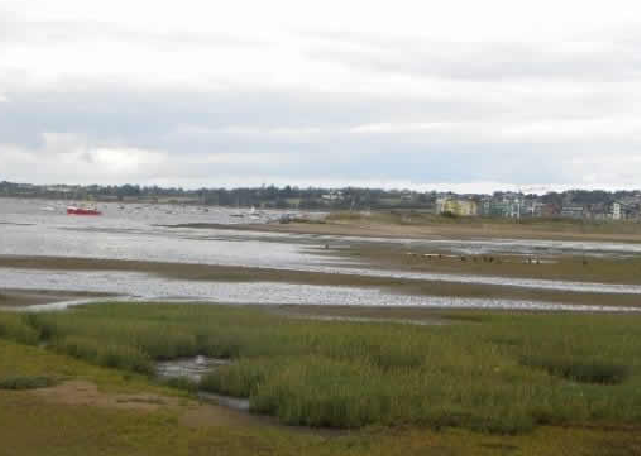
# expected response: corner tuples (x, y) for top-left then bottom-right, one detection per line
(67, 208), (102, 215)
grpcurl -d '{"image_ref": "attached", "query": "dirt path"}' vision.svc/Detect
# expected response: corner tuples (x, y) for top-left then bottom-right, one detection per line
(31, 380), (341, 435)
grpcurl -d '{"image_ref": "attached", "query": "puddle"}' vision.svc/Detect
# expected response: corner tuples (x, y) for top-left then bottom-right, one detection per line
(156, 355), (231, 382)
(155, 357), (251, 416)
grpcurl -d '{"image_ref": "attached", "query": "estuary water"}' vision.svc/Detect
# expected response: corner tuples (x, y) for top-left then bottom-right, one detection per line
(2, 198), (640, 311)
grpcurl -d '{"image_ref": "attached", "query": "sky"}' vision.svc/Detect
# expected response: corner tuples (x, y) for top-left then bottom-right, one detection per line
(1, 0), (640, 192)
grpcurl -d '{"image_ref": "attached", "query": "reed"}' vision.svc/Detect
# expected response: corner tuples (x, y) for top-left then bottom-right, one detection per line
(0, 376), (56, 389)
(1, 304), (640, 433)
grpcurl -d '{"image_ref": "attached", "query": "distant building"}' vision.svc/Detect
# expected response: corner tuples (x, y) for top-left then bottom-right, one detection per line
(46, 185), (76, 193)
(560, 205), (585, 219)
(541, 203), (560, 217)
(608, 201), (639, 220)
(437, 197), (477, 216)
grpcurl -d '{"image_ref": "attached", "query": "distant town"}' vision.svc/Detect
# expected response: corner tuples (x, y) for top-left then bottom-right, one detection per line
(2, 180), (641, 221)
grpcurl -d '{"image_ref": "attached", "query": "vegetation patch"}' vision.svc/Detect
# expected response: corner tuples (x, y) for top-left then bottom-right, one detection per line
(0, 375), (57, 389)
(521, 356), (629, 385)
(1, 305), (640, 434)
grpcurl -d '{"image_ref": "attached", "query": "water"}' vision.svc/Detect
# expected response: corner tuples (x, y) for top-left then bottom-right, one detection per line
(197, 393), (251, 412)
(156, 356), (230, 382)
(4, 270), (638, 313)
(0, 199), (332, 269)
(3, 198), (641, 310)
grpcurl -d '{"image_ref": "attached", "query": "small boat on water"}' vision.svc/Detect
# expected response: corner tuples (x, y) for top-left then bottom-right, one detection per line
(247, 206), (261, 220)
(67, 205), (102, 216)
(40, 206), (55, 212)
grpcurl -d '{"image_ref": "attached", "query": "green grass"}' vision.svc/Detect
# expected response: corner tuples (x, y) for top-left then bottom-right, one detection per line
(326, 211), (641, 234)
(521, 356), (630, 384)
(1, 304), (641, 434)
(0, 312), (40, 345)
(0, 376), (57, 389)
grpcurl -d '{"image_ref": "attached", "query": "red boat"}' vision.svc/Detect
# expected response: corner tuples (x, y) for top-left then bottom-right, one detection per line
(67, 205), (102, 215)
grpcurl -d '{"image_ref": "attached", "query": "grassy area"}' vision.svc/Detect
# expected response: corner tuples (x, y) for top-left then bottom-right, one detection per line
(1, 305), (641, 454)
(327, 211), (641, 234)
(0, 376), (57, 389)
(1, 304), (640, 435)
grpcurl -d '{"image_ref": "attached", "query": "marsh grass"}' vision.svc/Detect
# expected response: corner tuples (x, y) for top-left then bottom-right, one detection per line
(0, 312), (39, 345)
(157, 376), (200, 393)
(521, 356), (629, 384)
(1, 304), (640, 433)
(0, 376), (57, 389)
(327, 211), (641, 234)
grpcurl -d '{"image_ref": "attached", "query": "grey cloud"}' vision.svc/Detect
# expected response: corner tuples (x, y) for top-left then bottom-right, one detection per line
(306, 30), (641, 82)
(2, 80), (632, 154)
(0, 12), (264, 49)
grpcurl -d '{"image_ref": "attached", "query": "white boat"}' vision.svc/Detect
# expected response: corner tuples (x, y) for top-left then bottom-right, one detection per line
(40, 205), (55, 211)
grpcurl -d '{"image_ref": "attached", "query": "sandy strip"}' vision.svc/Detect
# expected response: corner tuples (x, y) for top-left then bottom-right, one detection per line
(165, 221), (641, 244)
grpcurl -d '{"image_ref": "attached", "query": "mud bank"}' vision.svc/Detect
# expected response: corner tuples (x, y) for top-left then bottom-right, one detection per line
(0, 288), (118, 308)
(166, 221), (641, 244)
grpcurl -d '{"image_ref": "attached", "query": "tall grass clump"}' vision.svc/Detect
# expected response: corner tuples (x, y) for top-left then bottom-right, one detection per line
(55, 335), (154, 375)
(1, 304), (641, 433)
(0, 376), (57, 390)
(0, 313), (39, 345)
(521, 356), (629, 385)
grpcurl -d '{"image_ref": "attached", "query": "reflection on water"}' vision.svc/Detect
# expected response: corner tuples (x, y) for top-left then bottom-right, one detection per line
(197, 392), (251, 412)
(156, 356), (230, 382)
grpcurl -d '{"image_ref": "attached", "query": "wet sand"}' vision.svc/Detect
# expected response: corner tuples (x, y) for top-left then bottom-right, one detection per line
(2, 255), (641, 308)
(167, 221), (641, 244)
(331, 242), (641, 285)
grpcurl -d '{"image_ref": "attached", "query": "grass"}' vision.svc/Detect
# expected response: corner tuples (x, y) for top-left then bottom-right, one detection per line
(1, 304), (641, 435)
(0, 376), (57, 389)
(327, 211), (641, 234)
(1, 308), (641, 455)
(521, 356), (630, 385)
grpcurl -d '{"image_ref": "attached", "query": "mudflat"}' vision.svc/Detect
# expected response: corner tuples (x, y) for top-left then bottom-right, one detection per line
(168, 220), (641, 243)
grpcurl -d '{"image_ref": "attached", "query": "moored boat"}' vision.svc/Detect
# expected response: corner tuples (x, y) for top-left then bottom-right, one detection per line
(67, 205), (102, 215)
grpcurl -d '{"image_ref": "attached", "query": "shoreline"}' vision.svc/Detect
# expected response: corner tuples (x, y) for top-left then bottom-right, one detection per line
(164, 221), (641, 244)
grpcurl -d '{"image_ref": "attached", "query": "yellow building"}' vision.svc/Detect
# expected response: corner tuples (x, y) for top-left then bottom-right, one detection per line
(437, 198), (477, 216)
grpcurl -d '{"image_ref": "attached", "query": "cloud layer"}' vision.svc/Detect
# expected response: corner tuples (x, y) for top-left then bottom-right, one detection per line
(1, 0), (640, 191)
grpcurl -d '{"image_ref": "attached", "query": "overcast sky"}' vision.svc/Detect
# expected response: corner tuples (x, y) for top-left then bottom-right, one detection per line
(1, 0), (640, 191)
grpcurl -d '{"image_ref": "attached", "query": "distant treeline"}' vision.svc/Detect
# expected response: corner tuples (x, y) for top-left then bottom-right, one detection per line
(1, 180), (639, 211)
